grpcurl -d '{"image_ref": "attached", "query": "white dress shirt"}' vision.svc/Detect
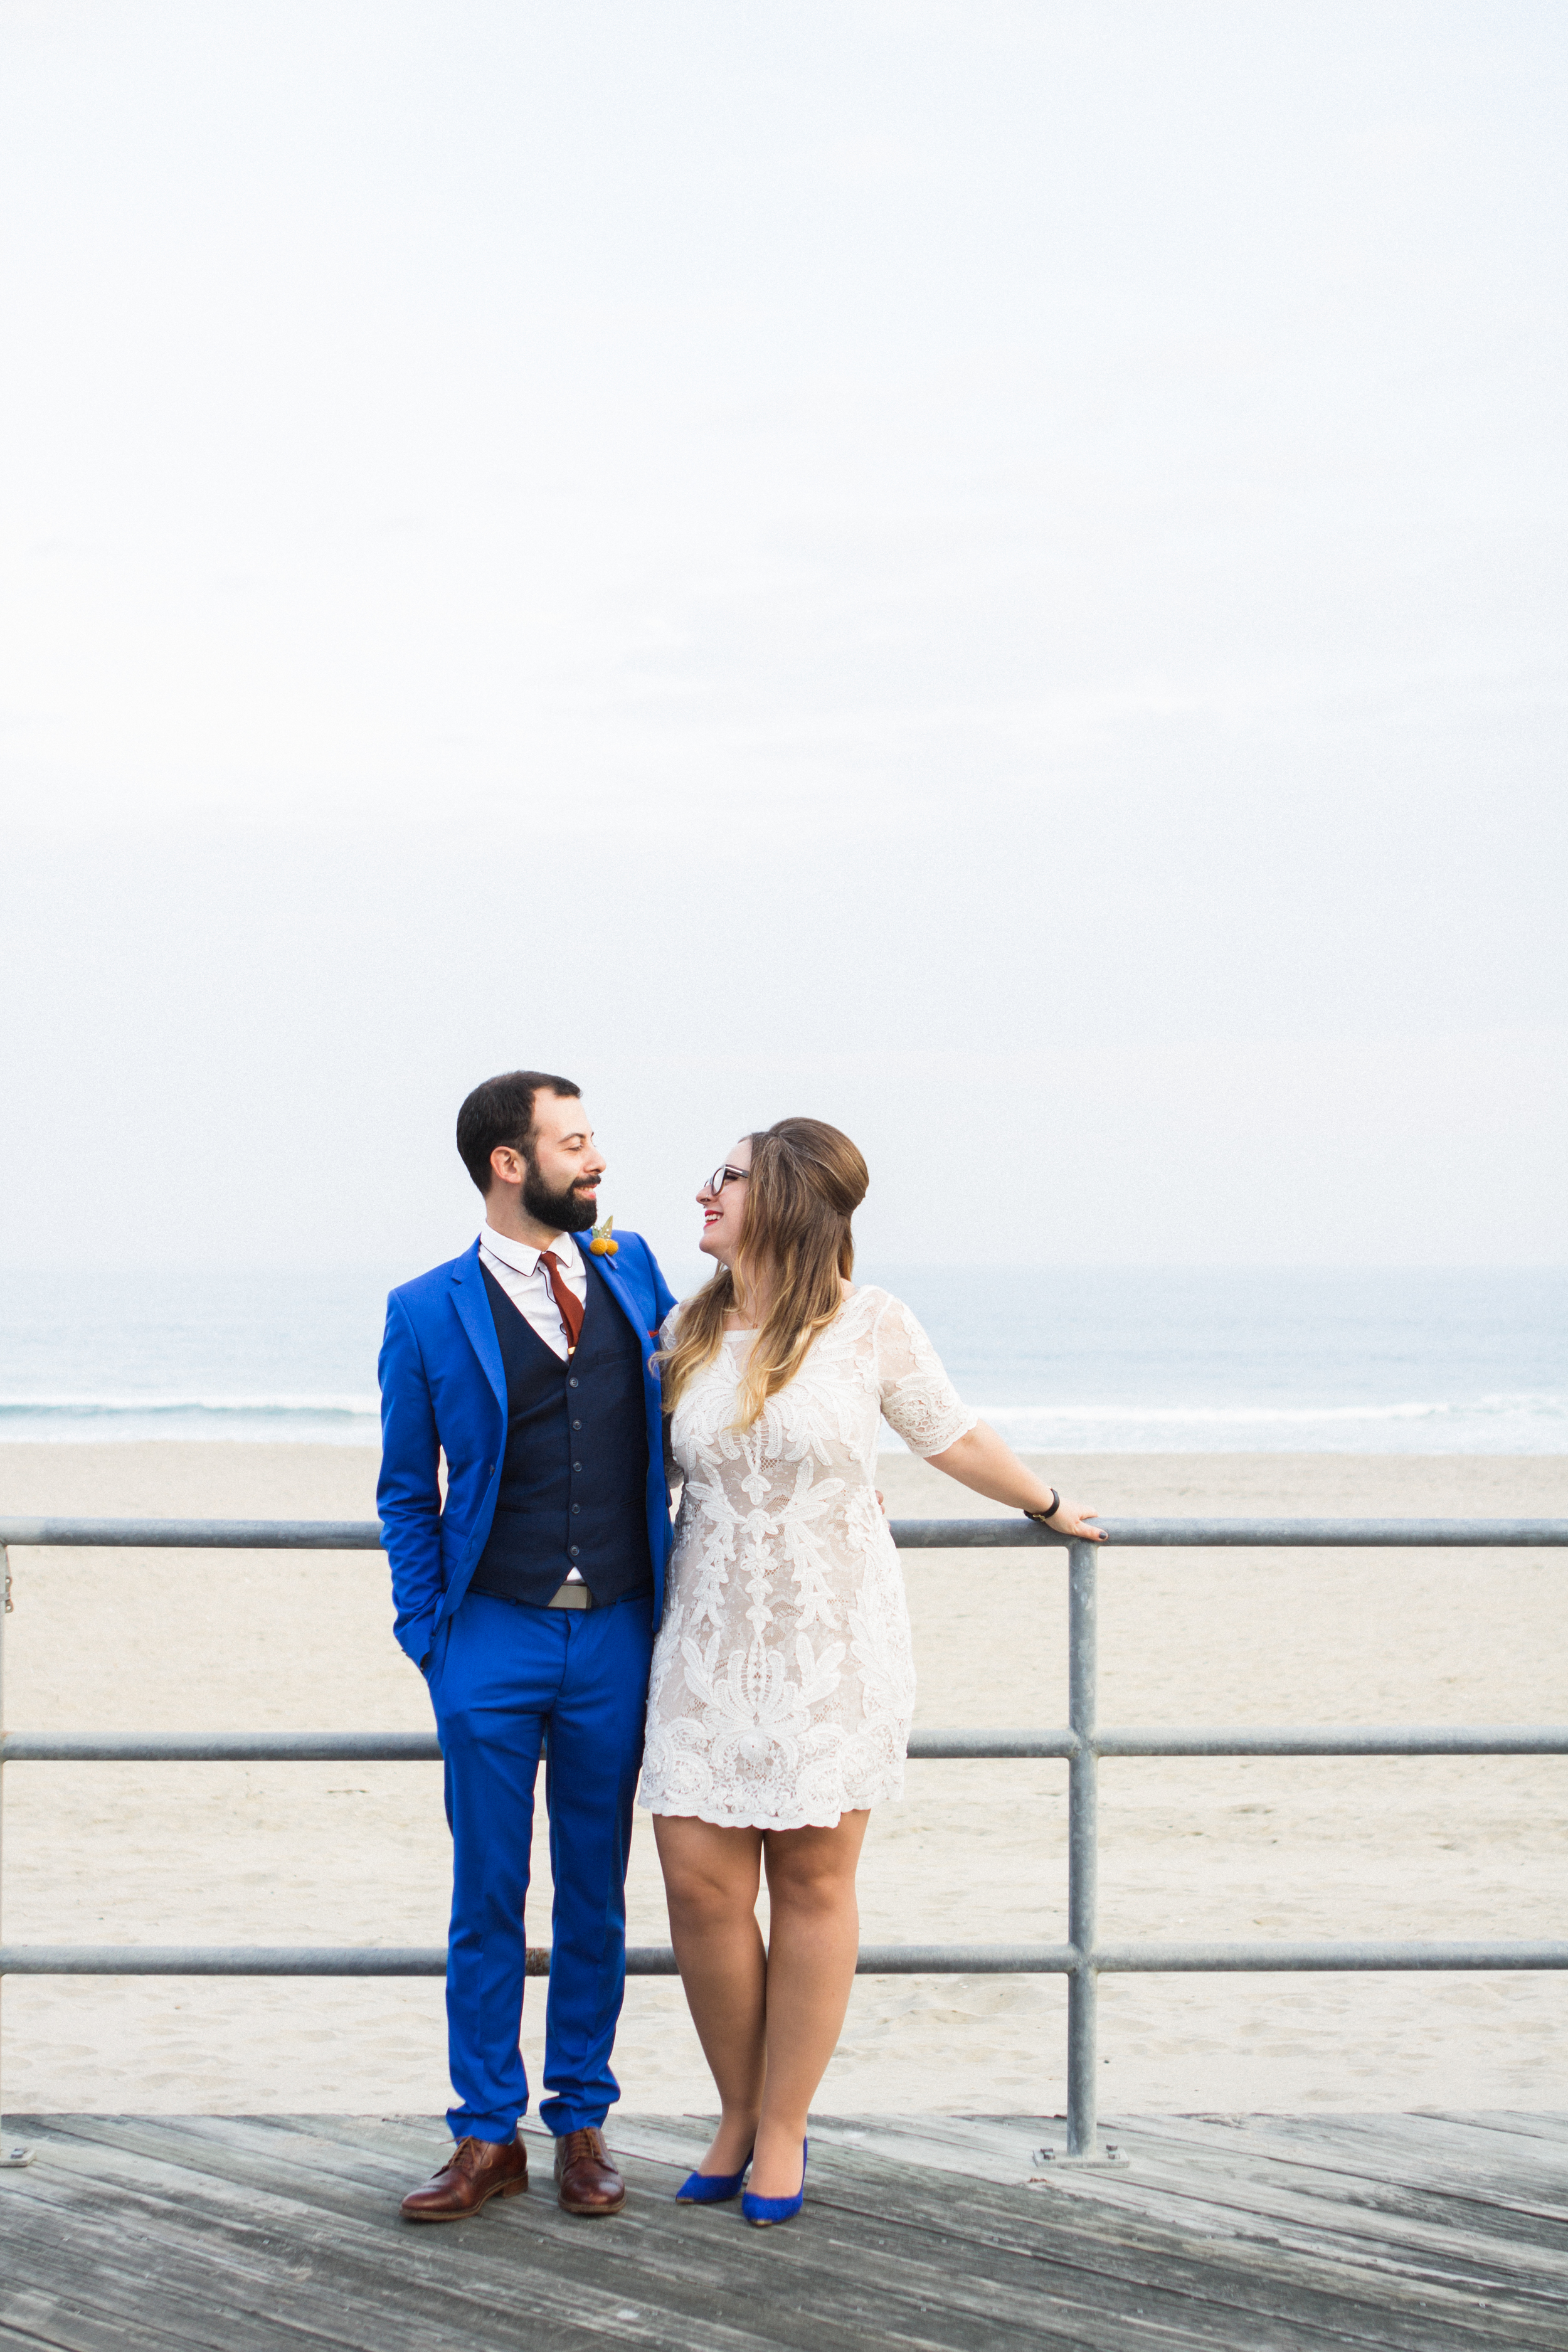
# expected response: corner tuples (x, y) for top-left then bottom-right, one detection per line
(478, 1222), (590, 1580)
(477, 1222), (587, 1359)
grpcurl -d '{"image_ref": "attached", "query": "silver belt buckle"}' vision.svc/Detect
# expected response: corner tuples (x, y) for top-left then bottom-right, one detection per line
(548, 1581), (591, 1610)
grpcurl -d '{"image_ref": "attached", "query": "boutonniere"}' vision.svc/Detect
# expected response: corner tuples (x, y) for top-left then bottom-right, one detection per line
(588, 1214), (619, 1257)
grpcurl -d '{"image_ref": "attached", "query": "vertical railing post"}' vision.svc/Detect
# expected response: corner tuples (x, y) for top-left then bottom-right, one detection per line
(1066, 1537), (1099, 2158)
(0, 1544), (33, 2164)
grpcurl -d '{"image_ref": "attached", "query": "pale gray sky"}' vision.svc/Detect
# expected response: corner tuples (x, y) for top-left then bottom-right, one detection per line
(3, 1), (1564, 1278)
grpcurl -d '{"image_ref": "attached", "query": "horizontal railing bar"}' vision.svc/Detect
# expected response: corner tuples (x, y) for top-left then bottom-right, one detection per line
(857, 1944), (1078, 1973)
(891, 1517), (1568, 1549)
(2, 1734), (447, 1763)
(9, 1725), (1567, 1764)
(0, 1519), (386, 1550)
(4, 1517), (1567, 1552)
(0, 1942), (1076, 1978)
(912, 1730), (1080, 1759)
(1095, 1727), (1568, 1757)
(0, 1729), (1083, 1764)
(1094, 1941), (1568, 1971)
(6, 1937), (1567, 1978)
(0, 1945), (470, 1977)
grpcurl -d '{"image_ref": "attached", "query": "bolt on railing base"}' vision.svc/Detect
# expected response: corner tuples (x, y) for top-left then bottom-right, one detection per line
(1, 2144), (34, 2168)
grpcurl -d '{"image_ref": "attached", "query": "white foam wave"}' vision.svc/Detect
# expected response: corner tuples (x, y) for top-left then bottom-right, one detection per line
(0, 1395), (379, 1418)
(969, 1394), (1567, 1428)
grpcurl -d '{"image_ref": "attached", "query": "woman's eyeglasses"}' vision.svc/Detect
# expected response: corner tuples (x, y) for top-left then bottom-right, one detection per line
(705, 1165), (750, 1195)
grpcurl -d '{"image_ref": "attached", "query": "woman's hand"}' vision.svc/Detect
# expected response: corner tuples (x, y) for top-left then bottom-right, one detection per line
(1037, 1496), (1106, 1543)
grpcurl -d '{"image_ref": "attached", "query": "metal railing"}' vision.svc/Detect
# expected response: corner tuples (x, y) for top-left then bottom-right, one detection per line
(2, 1513), (1566, 2169)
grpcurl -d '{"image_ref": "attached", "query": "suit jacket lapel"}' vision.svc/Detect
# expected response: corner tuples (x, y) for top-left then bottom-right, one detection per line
(586, 1241), (652, 1352)
(450, 1241), (507, 1411)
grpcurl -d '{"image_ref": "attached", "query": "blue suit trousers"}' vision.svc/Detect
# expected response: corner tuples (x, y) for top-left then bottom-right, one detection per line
(425, 1589), (654, 2141)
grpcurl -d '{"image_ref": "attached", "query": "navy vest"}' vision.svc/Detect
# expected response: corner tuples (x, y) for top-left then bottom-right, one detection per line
(468, 1253), (654, 1609)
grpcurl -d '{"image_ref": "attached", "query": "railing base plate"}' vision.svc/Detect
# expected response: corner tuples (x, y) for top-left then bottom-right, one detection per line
(1030, 2145), (1130, 2174)
(1, 2144), (35, 2168)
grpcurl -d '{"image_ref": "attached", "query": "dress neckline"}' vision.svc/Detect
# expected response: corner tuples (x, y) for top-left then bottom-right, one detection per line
(719, 1283), (864, 1342)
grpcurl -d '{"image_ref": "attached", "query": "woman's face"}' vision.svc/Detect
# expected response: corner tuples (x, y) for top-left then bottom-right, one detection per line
(696, 1135), (752, 1266)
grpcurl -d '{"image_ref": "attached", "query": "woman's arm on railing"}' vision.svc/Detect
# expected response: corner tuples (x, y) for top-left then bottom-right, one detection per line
(923, 1422), (1106, 1541)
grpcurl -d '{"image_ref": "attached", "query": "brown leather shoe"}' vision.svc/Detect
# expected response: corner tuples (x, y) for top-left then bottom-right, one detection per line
(401, 2132), (529, 2221)
(553, 2126), (626, 2217)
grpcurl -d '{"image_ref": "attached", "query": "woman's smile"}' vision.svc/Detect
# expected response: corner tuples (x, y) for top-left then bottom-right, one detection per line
(696, 1140), (753, 1261)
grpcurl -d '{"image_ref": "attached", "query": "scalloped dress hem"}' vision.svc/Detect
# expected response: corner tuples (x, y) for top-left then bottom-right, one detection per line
(637, 1788), (898, 1833)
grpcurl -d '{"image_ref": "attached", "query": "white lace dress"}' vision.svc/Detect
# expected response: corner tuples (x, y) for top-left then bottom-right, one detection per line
(638, 1285), (977, 1831)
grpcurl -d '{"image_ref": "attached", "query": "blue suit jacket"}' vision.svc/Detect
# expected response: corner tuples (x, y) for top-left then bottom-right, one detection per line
(377, 1231), (679, 1668)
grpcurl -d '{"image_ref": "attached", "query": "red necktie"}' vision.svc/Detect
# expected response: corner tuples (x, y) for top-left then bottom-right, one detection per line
(538, 1248), (584, 1355)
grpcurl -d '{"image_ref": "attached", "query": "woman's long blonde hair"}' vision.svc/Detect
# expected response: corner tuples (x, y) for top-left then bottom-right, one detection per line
(658, 1117), (869, 1429)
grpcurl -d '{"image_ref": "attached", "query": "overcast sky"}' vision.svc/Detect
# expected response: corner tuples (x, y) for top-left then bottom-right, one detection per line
(3, 1), (1564, 1280)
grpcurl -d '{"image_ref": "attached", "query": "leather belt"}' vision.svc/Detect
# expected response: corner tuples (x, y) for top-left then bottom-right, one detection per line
(548, 1581), (595, 1610)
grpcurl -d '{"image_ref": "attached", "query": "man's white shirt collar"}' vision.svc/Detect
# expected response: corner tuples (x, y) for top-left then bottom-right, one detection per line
(479, 1224), (583, 1277)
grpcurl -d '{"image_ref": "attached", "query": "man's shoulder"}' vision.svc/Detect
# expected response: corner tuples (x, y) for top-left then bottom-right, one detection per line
(389, 1244), (477, 1316)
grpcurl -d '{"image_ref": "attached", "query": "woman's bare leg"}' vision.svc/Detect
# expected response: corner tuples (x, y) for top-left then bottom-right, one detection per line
(652, 1813), (767, 2174)
(749, 1809), (871, 2197)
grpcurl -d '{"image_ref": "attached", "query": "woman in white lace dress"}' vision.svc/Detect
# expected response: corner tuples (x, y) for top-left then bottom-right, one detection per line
(642, 1118), (1104, 2222)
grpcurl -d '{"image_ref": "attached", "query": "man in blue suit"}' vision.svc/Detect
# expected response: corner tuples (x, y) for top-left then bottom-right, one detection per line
(378, 1070), (676, 2222)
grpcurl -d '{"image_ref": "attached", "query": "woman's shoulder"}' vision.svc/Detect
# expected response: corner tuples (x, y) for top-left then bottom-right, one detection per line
(840, 1286), (938, 1356)
(840, 1281), (903, 1325)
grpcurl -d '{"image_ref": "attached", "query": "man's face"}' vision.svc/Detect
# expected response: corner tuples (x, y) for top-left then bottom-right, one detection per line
(515, 1091), (605, 1234)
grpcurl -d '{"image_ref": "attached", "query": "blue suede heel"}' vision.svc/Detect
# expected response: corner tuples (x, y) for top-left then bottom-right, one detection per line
(741, 2138), (808, 2228)
(675, 2146), (754, 2204)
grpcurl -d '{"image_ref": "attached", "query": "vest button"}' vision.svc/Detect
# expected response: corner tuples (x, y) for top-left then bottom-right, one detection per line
(569, 1545), (580, 1559)
(572, 1420), (582, 1432)
(568, 1376), (580, 1389)
(573, 1461), (582, 1473)
(571, 1503), (581, 1515)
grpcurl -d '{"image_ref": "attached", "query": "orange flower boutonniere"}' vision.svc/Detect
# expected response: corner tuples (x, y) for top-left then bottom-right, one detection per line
(589, 1214), (619, 1257)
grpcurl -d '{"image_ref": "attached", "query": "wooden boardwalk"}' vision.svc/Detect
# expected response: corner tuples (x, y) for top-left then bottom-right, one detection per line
(3, 2111), (1565, 2350)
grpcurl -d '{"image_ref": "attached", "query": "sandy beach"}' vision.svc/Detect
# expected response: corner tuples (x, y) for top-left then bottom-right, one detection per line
(1, 1441), (1564, 2120)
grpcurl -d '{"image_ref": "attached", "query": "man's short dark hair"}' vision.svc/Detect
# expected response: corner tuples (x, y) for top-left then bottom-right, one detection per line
(455, 1071), (580, 1196)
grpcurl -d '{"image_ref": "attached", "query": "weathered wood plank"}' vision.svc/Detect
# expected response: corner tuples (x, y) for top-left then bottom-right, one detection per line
(1416, 2112), (1568, 2152)
(1083, 2114), (1568, 2241)
(1030, 2121), (1568, 2288)
(2, 2276), (249, 2352)
(1200, 2111), (1568, 2201)
(4, 2115), (1565, 2352)
(7, 2121), (1228, 2352)
(0, 2126), (1523, 2352)
(2, 2160), (776, 2352)
(1026, 2169), (1564, 2322)
(6, 2126), (1175, 2352)
(0, 2123), (1311, 2352)
(799, 2144), (1565, 2349)
(2, 2218), (456, 2352)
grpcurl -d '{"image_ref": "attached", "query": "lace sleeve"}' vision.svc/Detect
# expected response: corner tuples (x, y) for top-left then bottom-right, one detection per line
(872, 1292), (978, 1458)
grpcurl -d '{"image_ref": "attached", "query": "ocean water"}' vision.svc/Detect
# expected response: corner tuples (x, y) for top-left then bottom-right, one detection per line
(0, 1263), (1562, 1454)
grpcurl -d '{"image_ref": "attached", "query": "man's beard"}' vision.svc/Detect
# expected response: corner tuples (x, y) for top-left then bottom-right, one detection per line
(521, 1158), (598, 1234)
